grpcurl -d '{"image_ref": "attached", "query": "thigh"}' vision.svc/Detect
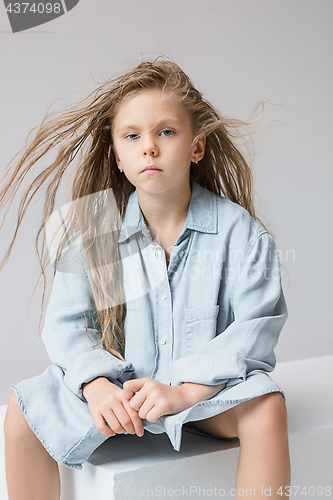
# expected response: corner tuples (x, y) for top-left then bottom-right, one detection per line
(4, 391), (30, 437)
(185, 406), (238, 439)
(185, 392), (287, 440)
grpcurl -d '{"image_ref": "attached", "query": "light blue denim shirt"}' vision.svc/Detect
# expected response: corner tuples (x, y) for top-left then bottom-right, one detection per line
(13, 182), (288, 469)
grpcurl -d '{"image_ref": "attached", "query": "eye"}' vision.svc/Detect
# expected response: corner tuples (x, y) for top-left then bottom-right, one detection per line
(125, 133), (139, 140)
(160, 129), (174, 137)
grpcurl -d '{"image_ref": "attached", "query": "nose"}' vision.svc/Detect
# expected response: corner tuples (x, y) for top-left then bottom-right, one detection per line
(142, 134), (158, 157)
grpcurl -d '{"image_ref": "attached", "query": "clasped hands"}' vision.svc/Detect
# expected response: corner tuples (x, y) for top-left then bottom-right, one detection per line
(82, 376), (226, 439)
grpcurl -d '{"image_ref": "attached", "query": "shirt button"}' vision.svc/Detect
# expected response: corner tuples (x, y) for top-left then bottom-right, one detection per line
(162, 292), (167, 300)
(179, 250), (185, 258)
(161, 338), (167, 345)
(154, 251), (158, 258)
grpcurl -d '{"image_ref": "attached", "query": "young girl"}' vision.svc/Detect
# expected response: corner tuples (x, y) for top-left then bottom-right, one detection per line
(2, 58), (290, 500)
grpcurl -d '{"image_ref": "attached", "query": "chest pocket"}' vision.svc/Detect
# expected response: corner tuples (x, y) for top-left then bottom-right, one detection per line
(184, 305), (219, 356)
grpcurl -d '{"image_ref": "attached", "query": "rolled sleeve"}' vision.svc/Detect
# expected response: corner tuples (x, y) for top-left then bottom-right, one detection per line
(169, 232), (288, 386)
(63, 350), (135, 400)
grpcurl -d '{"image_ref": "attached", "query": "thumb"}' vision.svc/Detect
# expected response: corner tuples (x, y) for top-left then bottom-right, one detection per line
(123, 378), (145, 400)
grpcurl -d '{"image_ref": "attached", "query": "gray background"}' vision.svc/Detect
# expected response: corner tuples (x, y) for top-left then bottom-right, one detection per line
(0, 0), (332, 405)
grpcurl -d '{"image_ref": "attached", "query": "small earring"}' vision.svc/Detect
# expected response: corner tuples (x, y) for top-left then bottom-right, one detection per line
(193, 158), (199, 164)
(119, 169), (123, 173)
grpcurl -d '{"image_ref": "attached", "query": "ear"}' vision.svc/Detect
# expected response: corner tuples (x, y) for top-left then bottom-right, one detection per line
(112, 145), (121, 165)
(193, 135), (206, 161)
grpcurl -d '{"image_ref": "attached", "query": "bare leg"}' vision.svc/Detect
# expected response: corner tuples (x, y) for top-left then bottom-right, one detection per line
(187, 392), (290, 500)
(4, 391), (60, 500)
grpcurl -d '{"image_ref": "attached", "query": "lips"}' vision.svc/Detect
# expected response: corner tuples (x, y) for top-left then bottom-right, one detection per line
(141, 166), (162, 173)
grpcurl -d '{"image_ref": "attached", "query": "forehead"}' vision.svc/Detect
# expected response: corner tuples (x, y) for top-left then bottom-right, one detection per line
(113, 89), (189, 127)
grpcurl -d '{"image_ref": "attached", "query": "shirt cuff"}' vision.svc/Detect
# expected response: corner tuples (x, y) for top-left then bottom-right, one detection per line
(63, 349), (135, 400)
(169, 353), (247, 387)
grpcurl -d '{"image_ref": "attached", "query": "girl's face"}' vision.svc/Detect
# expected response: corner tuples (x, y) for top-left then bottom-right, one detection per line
(112, 89), (205, 198)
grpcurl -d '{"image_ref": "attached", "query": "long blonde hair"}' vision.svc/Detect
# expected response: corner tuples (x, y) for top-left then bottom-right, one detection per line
(0, 57), (270, 360)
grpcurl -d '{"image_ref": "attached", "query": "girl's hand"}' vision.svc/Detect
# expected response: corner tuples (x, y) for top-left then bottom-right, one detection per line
(82, 377), (144, 438)
(123, 378), (227, 423)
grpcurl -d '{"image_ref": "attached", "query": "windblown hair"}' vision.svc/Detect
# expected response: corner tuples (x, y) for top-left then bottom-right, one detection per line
(0, 57), (270, 360)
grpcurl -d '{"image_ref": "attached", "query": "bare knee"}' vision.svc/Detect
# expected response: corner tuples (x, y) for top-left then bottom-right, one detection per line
(236, 392), (288, 440)
(4, 391), (31, 442)
(258, 392), (288, 427)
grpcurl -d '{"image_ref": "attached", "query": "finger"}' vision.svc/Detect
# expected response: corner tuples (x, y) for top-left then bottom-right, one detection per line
(94, 412), (116, 438)
(108, 404), (141, 435)
(137, 397), (155, 420)
(103, 409), (129, 435)
(145, 405), (163, 424)
(122, 382), (135, 400)
(128, 389), (148, 412)
(123, 378), (146, 400)
(123, 401), (145, 437)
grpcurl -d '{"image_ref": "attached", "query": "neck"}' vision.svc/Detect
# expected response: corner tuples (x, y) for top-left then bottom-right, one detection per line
(137, 183), (192, 232)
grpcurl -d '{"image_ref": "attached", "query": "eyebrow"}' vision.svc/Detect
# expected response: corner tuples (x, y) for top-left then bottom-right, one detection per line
(116, 118), (182, 133)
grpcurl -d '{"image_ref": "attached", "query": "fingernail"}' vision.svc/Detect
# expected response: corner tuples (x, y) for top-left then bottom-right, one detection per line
(138, 431), (144, 437)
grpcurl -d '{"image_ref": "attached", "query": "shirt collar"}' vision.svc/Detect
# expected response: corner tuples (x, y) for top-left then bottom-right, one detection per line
(118, 182), (218, 243)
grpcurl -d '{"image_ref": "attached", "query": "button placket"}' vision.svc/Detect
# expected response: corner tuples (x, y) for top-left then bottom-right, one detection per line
(148, 240), (174, 383)
(158, 274), (173, 380)
(160, 290), (169, 349)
